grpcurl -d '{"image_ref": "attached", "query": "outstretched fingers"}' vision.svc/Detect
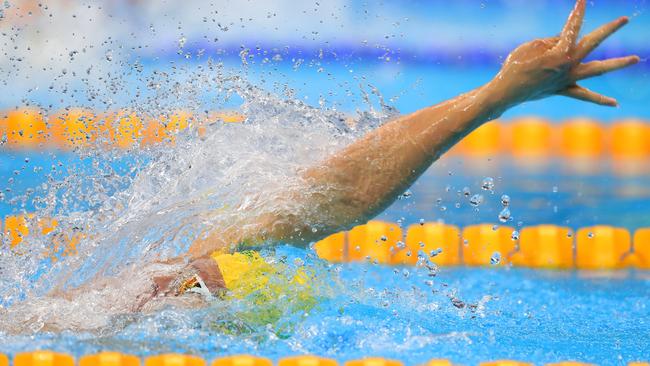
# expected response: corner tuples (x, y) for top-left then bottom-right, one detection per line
(559, 84), (618, 107)
(574, 16), (629, 60)
(556, 0), (586, 52)
(574, 56), (640, 80)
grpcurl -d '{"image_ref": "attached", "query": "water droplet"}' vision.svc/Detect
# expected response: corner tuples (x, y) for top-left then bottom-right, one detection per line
(481, 177), (494, 191)
(469, 194), (484, 207)
(498, 208), (511, 223)
(511, 230), (520, 241)
(490, 252), (501, 265)
(430, 248), (443, 257)
(399, 190), (413, 199)
(501, 194), (510, 207)
(462, 187), (471, 197)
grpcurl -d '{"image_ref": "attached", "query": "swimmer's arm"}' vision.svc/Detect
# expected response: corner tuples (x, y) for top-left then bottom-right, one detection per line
(186, 0), (639, 257)
(291, 0), (639, 242)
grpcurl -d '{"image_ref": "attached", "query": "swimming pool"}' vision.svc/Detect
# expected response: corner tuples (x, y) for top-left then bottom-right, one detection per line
(2, 0), (650, 365)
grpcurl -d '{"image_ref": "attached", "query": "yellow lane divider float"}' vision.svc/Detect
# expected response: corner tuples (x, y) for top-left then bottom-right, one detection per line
(2, 110), (650, 158)
(3, 215), (650, 270)
(80, 353), (140, 366)
(314, 220), (650, 270)
(278, 356), (337, 366)
(0, 109), (245, 150)
(3, 352), (649, 366)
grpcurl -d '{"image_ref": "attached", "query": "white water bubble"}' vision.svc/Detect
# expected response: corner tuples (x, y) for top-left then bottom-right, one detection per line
(481, 177), (494, 191)
(498, 208), (511, 223)
(511, 230), (520, 241)
(500, 194), (510, 207)
(490, 252), (501, 265)
(429, 248), (442, 257)
(469, 194), (483, 207)
(462, 187), (471, 197)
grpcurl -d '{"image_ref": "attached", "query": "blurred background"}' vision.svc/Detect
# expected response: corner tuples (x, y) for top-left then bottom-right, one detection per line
(1, 0), (648, 118)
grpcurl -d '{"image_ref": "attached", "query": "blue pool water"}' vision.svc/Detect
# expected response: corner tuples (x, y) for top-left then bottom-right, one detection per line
(1, 244), (649, 365)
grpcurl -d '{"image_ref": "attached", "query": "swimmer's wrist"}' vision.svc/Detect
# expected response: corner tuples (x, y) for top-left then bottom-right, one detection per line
(477, 79), (517, 120)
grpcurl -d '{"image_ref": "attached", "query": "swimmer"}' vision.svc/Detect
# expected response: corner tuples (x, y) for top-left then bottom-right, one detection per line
(84, 0), (645, 309)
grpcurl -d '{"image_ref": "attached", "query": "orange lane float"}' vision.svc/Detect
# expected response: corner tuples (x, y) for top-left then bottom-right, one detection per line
(509, 117), (554, 157)
(211, 111), (246, 123)
(211, 355), (272, 366)
(313, 231), (346, 263)
(6, 213), (650, 270)
(461, 224), (516, 266)
(1, 109), (47, 148)
(3, 214), (31, 248)
(610, 119), (650, 158)
(458, 120), (502, 156)
(47, 109), (97, 149)
(633, 228), (650, 269)
(510, 225), (574, 269)
(278, 355), (338, 366)
(422, 360), (452, 366)
(198, 111), (246, 137)
(79, 353), (140, 366)
(145, 354), (205, 366)
(97, 111), (144, 149)
(4, 111), (650, 160)
(2, 353), (649, 366)
(575, 226), (631, 270)
(14, 351), (75, 366)
(560, 118), (604, 158)
(344, 358), (403, 366)
(395, 223), (460, 265)
(347, 221), (402, 264)
(480, 361), (533, 366)
(3, 214), (59, 248)
(141, 111), (193, 146)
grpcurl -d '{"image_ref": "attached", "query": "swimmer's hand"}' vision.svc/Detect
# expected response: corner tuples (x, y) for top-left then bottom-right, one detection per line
(148, 257), (224, 299)
(491, 0), (639, 107)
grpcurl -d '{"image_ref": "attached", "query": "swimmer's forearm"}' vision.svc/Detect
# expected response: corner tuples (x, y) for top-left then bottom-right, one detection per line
(299, 79), (511, 234)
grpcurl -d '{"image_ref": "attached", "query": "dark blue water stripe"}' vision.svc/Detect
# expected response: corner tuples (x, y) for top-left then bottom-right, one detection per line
(140, 41), (649, 68)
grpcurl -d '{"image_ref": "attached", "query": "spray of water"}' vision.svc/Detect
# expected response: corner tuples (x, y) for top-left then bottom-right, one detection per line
(0, 51), (401, 334)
